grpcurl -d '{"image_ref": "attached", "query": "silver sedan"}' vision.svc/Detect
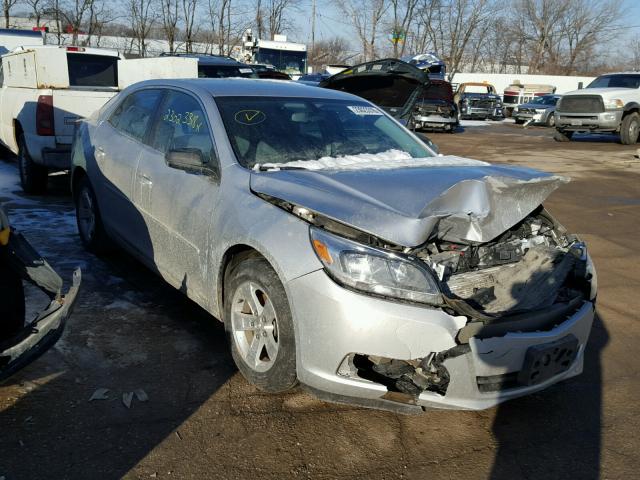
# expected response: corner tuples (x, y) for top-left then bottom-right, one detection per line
(71, 79), (596, 413)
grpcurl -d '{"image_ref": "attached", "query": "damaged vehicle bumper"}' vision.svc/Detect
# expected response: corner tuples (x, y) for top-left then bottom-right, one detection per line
(290, 267), (594, 413)
(0, 218), (80, 381)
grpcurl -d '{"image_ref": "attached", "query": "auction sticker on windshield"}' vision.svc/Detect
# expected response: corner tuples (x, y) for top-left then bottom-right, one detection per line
(347, 106), (382, 116)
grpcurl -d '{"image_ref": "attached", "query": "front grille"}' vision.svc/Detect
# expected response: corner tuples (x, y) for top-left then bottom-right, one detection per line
(469, 99), (495, 109)
(559, 95), (604, 113)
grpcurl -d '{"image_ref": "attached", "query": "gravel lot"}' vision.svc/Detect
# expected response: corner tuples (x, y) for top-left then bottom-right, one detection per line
(1, 121), (639, 480)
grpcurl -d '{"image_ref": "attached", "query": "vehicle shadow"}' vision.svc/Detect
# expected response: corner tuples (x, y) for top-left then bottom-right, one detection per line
(485, 258), (607, 479)
(0, 149), (237, 478)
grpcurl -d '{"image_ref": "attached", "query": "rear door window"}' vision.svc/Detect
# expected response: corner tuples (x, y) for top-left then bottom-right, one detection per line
(108, 89), (163, 142)
(67, 53), (118, 87)
(149, 90), (215, 164)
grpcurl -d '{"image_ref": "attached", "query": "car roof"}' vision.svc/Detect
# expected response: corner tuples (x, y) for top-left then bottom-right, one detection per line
(129, 78), (363, 100)
(160, 53), (245, 66)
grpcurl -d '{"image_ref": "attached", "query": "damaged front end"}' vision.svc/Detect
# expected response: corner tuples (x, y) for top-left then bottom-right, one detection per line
(0, 206), (80, 381)
(340, 207), (595, 401)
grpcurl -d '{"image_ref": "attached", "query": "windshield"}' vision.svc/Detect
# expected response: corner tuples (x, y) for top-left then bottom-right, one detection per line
(530, 95), (558, 105)
(587, 74), (640, 89)
(198, 64), (258, 78)
(215, 96), (434, 168)
(464, 85), (492, 94)
(422, 82), (453, 101)
(255, 48), (306, 75)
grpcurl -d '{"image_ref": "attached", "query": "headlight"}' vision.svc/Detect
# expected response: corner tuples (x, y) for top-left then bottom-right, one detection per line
(536, 109), (547, 114)
(604, 98), (624, 109)
(495, 100), (502, 107)
(310, 227), (442, 305)
(513, 106), (519, 113)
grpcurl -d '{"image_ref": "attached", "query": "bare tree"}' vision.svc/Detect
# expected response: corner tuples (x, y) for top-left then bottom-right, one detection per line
(25, 0), (47, 27)
(207, 0), (250, 56)
(160, 0), (180, 53)
(182, 0), (199, 53)
(414, 0), (496, 78)
(389, 0), (419, 58)
(334, 0), (389, 62)
(308, 36), (350, 71)
(129, 0), (157, 57)
(56, 0), (99, 45)
(254, 0), (265, 39)
(3, 0), (18, 28)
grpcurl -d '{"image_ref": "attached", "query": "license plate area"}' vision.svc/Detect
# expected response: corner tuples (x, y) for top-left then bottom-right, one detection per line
(570, 119), (582, 126)
(517, 335), (579, 386)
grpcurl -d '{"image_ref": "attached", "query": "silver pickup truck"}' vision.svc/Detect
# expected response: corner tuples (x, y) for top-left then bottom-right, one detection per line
(554, 72), (640, 144)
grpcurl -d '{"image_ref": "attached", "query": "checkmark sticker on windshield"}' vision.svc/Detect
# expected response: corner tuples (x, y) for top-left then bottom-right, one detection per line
(235, 110), (266, 125)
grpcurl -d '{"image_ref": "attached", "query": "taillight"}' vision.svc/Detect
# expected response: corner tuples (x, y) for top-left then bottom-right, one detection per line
(36, 95), (54, 136)
(64, 46), (85, 52)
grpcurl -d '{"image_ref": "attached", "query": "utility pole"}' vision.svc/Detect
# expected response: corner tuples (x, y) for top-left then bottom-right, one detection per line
(311, 0), (316, 53)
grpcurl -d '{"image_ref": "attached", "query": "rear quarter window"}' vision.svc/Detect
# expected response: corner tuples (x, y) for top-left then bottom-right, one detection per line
(67, 53), (118, 87)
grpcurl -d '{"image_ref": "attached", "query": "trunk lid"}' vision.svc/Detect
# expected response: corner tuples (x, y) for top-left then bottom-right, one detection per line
(318, 58), (429, 120)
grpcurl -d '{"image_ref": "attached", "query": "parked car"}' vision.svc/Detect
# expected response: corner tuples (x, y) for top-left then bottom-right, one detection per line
(318, 58), (439, 151)
(554, 72), (640, 144)
(410, 79), (459, 132)
(503, 83), (556, 117)
(512, 94), (562, 126)
(257, 70), (291, 80)
(160, 53), (258, 79)
(71, 78), (596, 413)
(400, 52), (446, 81)
(454, 82), (504, 120)
(0, 45), (123, 193)
(297, 73), (330, 86)
(0, 205), (80, 381)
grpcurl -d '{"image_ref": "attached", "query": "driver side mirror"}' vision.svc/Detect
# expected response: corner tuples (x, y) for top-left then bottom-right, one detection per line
(166, 148), (218, 177)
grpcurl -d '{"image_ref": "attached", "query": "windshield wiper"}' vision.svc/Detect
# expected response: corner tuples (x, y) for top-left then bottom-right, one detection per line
(253, 164), (310, 172)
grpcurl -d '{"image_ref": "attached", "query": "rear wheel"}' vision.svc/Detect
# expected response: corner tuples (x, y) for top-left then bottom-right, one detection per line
(224, 256), (297, 393)
(515, 118), (525, 125)
(75, 176), (110, 254)
(554, 130), (573, 142)
(18, 135), (48, 194)
(620, 112), (639, 145)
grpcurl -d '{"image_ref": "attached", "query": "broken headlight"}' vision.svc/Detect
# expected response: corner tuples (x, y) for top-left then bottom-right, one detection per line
(310, 227), (442, 305)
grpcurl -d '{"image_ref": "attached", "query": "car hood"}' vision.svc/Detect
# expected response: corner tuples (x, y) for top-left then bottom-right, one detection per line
(250, 159), (568, 247)
(318, 58), (429, 119)
(563, 87), (637, 97)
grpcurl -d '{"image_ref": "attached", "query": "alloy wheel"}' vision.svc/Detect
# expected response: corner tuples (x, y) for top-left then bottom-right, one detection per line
(231, 281), (279, 372)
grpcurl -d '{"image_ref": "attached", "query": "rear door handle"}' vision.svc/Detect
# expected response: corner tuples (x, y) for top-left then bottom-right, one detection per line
(139, 174), (152, 185)
(95, 146), (105, 165)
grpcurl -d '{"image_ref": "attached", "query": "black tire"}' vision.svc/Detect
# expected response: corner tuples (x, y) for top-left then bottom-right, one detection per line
(514, 119), (525, 125)
(224, 256), (297, 393)
(18, 134), (48, 194)
(554, 130), (573, 142)
(620, 112), (639, 145)
(74, 176), (110, 254)
(546, 113), (556, 127)
(0, 261), (25, 341)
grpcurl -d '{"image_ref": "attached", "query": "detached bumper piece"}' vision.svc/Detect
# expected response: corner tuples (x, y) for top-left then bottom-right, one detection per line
(0, 231), (81, 381)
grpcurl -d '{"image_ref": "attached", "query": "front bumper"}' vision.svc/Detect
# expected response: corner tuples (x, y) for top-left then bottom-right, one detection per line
(288, 269), (594, 413)
(514, 112), (545, 123)
(461, 106), (504, 119)
(413, 114), (457, 129)
(0, 232), (81, 381)
(555, 110), (623, 132)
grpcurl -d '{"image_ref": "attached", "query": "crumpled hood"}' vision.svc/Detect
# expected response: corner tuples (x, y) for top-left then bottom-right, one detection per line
(250, 158), (568, 247)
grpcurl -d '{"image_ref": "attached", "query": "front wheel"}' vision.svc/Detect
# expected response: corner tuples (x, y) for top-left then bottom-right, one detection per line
(546, 113), (556, 127)
(18, 135), (48, 194)
(0, 262), (25, 341)
(224, 256), (297, 393)
(620, 112), (639, 145)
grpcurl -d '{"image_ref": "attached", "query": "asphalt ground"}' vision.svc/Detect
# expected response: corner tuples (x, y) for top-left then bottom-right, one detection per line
(0, 121), (639, 479)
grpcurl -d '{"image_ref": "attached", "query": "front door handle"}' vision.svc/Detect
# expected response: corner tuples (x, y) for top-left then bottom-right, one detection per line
(138, 174), (152, 186)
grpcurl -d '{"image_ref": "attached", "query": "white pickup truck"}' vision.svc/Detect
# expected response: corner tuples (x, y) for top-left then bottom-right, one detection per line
(0, 45), (122, 193)
(554, 72), (640, 144)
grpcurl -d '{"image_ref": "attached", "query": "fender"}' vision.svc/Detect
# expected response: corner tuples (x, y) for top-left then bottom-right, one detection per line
(623, 101), (640, 113)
